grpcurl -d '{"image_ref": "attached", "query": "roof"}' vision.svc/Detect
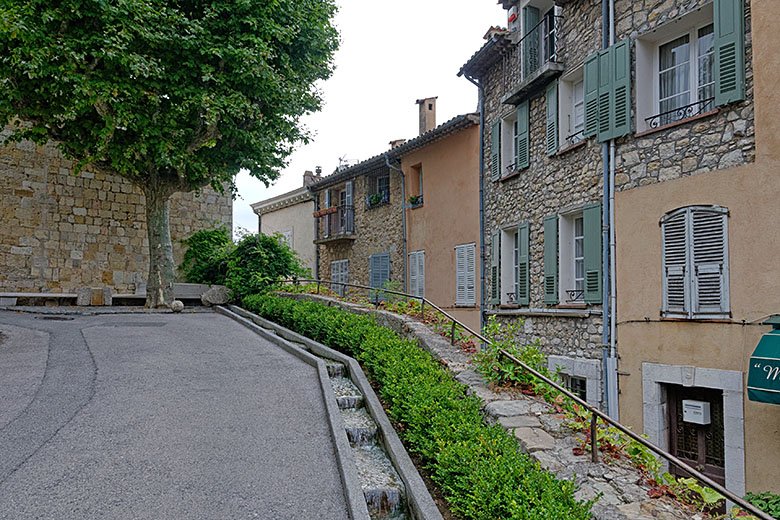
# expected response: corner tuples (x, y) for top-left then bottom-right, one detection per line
(307, 113), (480, 192)
(457, 33), (512, 80)
(250, 186), (312, 215)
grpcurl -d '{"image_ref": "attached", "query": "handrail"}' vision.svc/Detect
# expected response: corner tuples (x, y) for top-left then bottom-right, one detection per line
(275, 277), (770, 520)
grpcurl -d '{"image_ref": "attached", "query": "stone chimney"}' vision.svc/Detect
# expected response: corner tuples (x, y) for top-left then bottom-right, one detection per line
(389, 139), (407, 149)
(416, 97), (437, 135)
(303, 169), (321, 187)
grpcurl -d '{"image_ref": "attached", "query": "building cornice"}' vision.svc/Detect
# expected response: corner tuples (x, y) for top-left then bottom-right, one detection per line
(250, 186), (313, 216)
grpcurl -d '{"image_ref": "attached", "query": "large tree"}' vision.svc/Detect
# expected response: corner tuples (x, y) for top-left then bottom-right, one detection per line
(0, 0), (338, 307)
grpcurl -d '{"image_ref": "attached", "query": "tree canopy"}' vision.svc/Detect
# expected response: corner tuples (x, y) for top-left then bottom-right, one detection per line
(0, 0), (339, 306)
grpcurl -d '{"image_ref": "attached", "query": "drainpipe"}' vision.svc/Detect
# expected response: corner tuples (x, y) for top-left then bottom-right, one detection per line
(313, 189), (320, 279)
(461, 72), (486, 335)
(601, 0), (611, 418)
(607, 0), (619, 421)
(385, 155), (408, 294)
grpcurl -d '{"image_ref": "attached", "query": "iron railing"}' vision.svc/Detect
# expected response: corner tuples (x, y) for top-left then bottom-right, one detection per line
(564, 129), (584, 149)
(322, 204), (354, 238)
(519, 14), (562, 80)
(275, 277), (771, 520)
(645, 97), (716, 129)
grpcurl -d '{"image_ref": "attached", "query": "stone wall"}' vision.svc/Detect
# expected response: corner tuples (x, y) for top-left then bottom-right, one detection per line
(315, 164), (404, 293)
(0, 139), (232, 293)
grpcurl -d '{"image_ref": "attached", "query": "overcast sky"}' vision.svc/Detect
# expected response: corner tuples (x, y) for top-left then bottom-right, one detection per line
(231, 0), (505, 234)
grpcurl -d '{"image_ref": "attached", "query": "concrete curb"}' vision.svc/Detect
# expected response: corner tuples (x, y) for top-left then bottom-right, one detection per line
(222, 304), (444, 520)
(215, 306), (371, 520)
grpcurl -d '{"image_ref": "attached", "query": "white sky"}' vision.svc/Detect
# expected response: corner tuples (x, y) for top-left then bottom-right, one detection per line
(232, 0), (505, 234)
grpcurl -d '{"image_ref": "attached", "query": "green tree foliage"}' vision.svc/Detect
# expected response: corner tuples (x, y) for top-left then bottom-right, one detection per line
(178, 226), (232, 284)
(0, 0), (338, 307)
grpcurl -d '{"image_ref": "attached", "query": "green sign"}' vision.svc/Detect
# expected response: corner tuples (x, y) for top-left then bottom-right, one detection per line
(748, 330), (780, 405)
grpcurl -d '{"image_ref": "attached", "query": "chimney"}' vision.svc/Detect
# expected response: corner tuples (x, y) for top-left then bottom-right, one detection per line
(416, 97), (437, 135)
(303, 169), (319, 187)
(389, 139), (407, 149)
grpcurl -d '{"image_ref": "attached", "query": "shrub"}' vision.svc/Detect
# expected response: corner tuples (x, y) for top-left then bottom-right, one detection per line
(179, 226), (232, 284)
(242, 294), (593, 520)
(744, 492), (780, 519)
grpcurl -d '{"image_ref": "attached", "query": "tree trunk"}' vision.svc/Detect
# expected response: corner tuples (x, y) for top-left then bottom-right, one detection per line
(143, 185), (175, 308)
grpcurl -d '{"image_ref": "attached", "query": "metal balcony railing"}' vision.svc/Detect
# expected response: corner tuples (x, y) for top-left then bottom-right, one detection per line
(645, 97), (716, 129)
(274, 276), (772, 520)
(520, 13), (561, 80)
(323, 204), (354, 238)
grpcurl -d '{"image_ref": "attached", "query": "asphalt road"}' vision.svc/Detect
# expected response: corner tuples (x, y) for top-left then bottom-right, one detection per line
(0, 310), (350, 520)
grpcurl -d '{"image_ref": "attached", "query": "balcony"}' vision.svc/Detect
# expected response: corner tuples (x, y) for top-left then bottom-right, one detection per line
(314, 205), (356, 244)
(501, 14), (564, 105)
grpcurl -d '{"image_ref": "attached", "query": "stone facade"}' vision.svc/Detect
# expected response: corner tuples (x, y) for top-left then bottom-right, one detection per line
(0, 139), (232, 294)
(462, 0), (755, 406)
(313, 161), (404, 294)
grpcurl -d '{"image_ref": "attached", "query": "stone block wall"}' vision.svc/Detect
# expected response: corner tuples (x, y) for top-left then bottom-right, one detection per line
(316, 164), (404, 293)
(0, 139), (232, 293)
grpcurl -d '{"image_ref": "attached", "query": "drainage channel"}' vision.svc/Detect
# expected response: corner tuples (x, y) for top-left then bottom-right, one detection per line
(267, 338), (406, 519)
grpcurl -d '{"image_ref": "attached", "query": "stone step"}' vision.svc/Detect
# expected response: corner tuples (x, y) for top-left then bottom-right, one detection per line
(330, 376), (364, 409)
(341, 408), (378, 447)
(326, 360), (346, 378)
(352, 445), (406, 519)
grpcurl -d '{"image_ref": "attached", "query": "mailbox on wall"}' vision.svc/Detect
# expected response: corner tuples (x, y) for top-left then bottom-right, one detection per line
(682, 400), (711, 425)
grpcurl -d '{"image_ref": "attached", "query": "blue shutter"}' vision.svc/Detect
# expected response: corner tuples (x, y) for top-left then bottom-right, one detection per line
(546, 80), (559, 156)
(714, 0), (746, 106)
(517, 101), (530, 170)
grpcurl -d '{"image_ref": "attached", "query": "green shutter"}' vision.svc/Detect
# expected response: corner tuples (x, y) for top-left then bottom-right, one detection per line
(583, 203), (603, 304)
(546, 80), (559, 156)
(516, 101), (530, 170)
(714, 0), (746, 106)
(491, 120), (501, 181)
(597, 48), (612, 142)
(584, 52), (599, 138)
(490, 230), (501, 305)
(523, 6), (540, 76)
(543, 215), (559, 305)
(611, 39), (631, 139)
(517, 222), (530, 306)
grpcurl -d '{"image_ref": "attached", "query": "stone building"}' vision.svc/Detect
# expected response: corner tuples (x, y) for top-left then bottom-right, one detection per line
(461, 0), (770, 497)
(251, 169), (321, 274)
(0, 138), (232, 295)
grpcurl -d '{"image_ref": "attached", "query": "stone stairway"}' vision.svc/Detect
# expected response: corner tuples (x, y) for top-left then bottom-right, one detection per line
(326, 361), (406, 520)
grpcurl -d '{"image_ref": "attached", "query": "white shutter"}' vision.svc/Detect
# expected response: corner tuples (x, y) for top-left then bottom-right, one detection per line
(662, 211), (688, 316)
(324, 190), (331, 237)
(345, 182), (354, 232)
(409, 252), (418, 297)
(466, 243), (476, 305)
(455, 246), (467, 305)
(691, 209), (729, 315)
(417, 251), (425, 297)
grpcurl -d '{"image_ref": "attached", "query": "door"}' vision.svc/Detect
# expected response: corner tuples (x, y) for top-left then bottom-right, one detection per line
(667, 384), (725, 486)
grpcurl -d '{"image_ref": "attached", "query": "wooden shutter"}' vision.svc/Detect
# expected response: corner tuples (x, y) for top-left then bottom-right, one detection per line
(611, 39), (631, 139)
(409, 252), (418, 297)
(517, 101), (530, 170)
(523, 6), (540, 76)
(691, 209), (729, 315)
(517, 222), (530, 306)
(546, 81), (559, 156)
(490, 230), (500, 305)
(466, 243), (476, 305)
(345, 181), (354, 233)
(491, 120), (501, 181)
(584, 52), (600, 138)
(583, 203), (602, 304)
(417, 251), (425, 297)
(455, 246), (466, 304)
(324, 190), (331, 237)
(543, 215), (559, 305)
(662, 212), (688, 315)
(370, 255), (379, 289)
(597, 49), (612, 142)
(714, 0), (746, 106)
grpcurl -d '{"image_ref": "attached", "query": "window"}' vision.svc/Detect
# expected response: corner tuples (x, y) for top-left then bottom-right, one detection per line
(455, 243), (476, 306)
(549, 355), (602, 407)
(366, 173), (390, 207)
(495, 223), (529, 306)
(544, 203), (602, 306)
(501, 111), (518, 175)
(635, 0), (746, 132)
(330, 259), (349, 297)
(564, 375), (588, 401)
(369, 253), (391, 300)
(661, 205), (729, 319)
(491, 101), (529, 181)
(408, 250), (425, 298)
(408, 165), (423, 206)
(559, 67), (585, 148)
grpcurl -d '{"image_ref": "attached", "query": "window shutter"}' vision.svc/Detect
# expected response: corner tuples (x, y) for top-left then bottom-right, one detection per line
(409, 252), (418, 297)
(345, 181), (354, 232)
(466, 244), (476, 305)
(596, 48), (612, 142)
(455, 246), (466, 305)
(584, 52), (600, 138)
(714, 0), (746, 106)
(491, 120), (501, 181)
(691, 209), (729, 315)
(661, 212), (688, 315)
(523, 6), (540, 75)
(370, 255), (379, 289)
(517, 101), (530, 170)
(583, 203), (602, 304)
(324, 190), (331, 237)
(517, 222), (530, 306)
(417, 251), (425, 297)
(490, 230), (500, 305)
(546, 81), (559, 156)
(611, 39), (631, 139)
(543, 215), (559, 305)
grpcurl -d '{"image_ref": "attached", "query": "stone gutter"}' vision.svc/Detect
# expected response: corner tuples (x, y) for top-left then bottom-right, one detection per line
(275, 292), (706, 520)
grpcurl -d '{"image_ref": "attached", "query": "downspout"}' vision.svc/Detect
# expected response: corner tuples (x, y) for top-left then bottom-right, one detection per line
(313, 189), (320, 280)
(461, 72), (486, 334)
(385, 155), (408, 294)
(601, 0), (611, 416)
(607, 0), (619, 421)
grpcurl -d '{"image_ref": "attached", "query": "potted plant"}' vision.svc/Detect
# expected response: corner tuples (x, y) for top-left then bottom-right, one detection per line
(407, 194), (422, 206)
(368, 192), (384, 207)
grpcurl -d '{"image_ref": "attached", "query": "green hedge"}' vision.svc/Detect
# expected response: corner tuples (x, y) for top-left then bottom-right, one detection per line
(243, 294), (593, 520)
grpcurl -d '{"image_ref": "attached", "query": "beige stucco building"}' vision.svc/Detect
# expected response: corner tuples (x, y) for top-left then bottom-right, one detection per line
(251, 171), (320, 274)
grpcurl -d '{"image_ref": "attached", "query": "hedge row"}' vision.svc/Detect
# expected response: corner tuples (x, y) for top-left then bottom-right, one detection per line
(242, 294), (593, 520)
